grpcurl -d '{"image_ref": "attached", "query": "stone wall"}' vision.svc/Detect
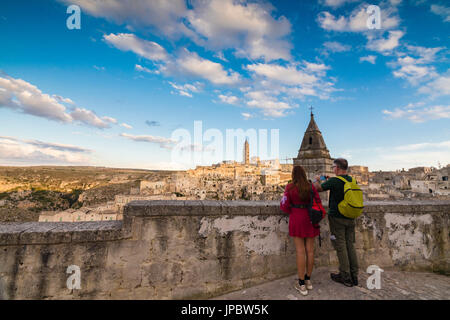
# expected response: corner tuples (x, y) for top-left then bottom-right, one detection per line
(0, 200), (448, 299)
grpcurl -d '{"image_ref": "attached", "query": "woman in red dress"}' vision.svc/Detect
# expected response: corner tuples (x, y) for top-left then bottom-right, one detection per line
(280, 165), (325, 296)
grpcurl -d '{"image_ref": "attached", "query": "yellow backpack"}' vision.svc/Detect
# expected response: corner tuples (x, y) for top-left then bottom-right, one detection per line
(335, 176), (364, 219)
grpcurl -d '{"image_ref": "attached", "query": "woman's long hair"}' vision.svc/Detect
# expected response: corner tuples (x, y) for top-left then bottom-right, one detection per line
(289, 165), (310, 202)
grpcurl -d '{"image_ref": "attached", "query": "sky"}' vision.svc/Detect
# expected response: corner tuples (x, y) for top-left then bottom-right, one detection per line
(0, 0), (449, 171)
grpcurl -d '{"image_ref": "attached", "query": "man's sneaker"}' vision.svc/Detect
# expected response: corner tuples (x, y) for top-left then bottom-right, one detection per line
(330, 272), (353, 287)
(294, 282), (308, 296)
(305, 279), (313, 290)
(351, 274), (358, 286)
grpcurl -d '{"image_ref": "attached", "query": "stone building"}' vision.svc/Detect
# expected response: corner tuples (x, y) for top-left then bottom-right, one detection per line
(261, 169), (280, 185)
(243, 138), (249, 164)
(348, 166), (369, 185)
(293, 110), (333, 181)
(38, 208), (121, 222)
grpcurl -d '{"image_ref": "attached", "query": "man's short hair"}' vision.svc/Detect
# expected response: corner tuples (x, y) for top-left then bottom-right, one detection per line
(334, 158), (348, 170)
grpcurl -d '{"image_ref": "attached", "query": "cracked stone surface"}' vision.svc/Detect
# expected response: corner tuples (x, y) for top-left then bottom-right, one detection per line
(211, 266), (450, 300)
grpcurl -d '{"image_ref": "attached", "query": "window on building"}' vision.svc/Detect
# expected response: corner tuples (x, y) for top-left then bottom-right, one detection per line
(443, 176), (448, 181)
(309, 137), (312, 144)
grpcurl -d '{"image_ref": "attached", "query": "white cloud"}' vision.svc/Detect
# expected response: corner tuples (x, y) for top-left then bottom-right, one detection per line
(102, 116), (118, 124)
(387, 46), (443, 85)
(61, 0), (189, 37)
(383, 104), (450, 122)
(245, 61), (337, 102)
(304, 62), (330, 73)
(394, 140), (450, 152)
(403, 45), (443, 64)
(418, 74), (450, 96)
(343, 139), (450, 171)
(320, 0), (359, 8)
(104, 34), (241, 86)
(0, 136), (92, 153)
(0, 74), (119, 129)
(70, 108), (117, 129)
(213, 51), (228, 62)
(359, 55), (377, 64)
(93, 65), (105, 71)
(411, 0), (427, 5)
(323, 41), (351, 53)
(104, 33), (168, 61)
(318, 4), (400, 32)
(68, 0), (293, 62)
(430, 4), (450, 22)
(380, 140), (450, 169)
(187, 0), (292, 61)
(120, 123), (133, 129)
(135, 64), (158, 74)
(120, 132), (213, 154)
(177, 90), (193, 98)
(218, 94), (239, 105)
(175, 50), (241, 85)
(0, 76), (72, 122)
(241, 112), (253, 120)
(120, 133), (178, 149)
(52, 95), (75, 105)
(169, 81), (201, 98)
(246, 63), (318, 86)
(0, 136), (92, 165)
(245, 90), (295, 118)
(392, 60), (436, 85)
(389, 0), (402, 5)
(317, 11), (353, 31)
(366, 30), (404, 53)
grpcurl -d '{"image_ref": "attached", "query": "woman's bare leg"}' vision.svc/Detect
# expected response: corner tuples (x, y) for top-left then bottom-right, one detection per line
(305, 237), (315, 277)
(293, 237), (306, 279)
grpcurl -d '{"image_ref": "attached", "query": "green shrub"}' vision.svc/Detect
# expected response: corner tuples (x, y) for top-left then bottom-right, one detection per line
(0, 192), (10, 200)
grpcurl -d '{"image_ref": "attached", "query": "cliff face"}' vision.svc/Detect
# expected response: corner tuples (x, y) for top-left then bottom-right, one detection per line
(0, 189), (82, 222)
(0, 166), (153, 193)
(0, 167), (169, 222)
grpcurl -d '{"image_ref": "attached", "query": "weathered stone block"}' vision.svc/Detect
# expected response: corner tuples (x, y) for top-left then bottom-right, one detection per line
(0, 200), (448, 300)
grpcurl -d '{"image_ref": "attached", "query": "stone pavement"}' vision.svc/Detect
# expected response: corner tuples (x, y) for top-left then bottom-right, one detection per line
(212, 267), (450, 300)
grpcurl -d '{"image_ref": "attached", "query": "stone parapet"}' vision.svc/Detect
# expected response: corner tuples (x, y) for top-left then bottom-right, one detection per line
(0, 200), (448, 299)
(0, 221), (125, 245)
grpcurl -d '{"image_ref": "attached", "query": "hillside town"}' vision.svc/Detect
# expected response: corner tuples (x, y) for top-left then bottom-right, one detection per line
(36, 112), (449, 222)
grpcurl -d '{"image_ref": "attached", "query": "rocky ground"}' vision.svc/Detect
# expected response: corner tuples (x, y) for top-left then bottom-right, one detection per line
(212, 266), (450, 300)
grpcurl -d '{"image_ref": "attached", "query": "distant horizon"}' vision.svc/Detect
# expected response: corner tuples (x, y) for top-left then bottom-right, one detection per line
(0, 161), (448, 173)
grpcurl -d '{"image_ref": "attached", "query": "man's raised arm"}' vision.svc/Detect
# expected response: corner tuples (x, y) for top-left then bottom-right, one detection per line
(313, 175), (324, 192)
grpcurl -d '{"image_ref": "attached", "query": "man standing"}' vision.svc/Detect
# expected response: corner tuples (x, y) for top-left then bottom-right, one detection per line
(313, 158), (358, 287)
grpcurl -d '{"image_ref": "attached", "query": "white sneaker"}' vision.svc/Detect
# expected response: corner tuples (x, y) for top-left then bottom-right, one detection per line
(294, 282), (308, 296)
(305, 279), (313, 290)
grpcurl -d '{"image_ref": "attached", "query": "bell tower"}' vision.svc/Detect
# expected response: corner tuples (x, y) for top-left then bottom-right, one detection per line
(293, 107), (334, 181)
(243, 138), (249, 165)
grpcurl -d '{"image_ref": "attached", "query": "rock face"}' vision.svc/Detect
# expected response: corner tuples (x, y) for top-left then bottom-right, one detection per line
(0, 200), (448, 299)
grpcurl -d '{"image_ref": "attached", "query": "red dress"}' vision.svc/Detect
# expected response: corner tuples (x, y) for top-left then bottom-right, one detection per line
(280, 183), (325, 238)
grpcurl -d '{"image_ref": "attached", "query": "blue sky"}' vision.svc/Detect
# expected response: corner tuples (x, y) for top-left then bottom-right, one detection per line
(0, 0), (449, 171)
